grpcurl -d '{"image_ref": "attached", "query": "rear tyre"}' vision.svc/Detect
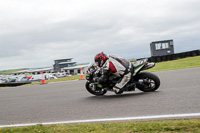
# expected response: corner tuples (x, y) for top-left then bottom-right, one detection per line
(135, 72), (160, 92)
(85, 81), (107, 96)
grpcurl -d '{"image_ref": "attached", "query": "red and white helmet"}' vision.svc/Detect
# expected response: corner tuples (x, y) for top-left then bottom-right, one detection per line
(94, 52), (108, 67)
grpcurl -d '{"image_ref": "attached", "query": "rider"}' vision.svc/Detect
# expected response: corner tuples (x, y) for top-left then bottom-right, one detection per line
(94, 52), (134, 93)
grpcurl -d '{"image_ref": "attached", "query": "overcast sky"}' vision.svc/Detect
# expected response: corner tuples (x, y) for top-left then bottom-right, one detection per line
(0, 0), (199, 70)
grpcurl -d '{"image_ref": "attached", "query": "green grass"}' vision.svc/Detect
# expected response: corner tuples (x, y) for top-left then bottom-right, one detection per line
(1, 119), (200, 133)
(148, 56), (200, 72)
(0, 69), (28, 75)
(26, 75), (83, 86)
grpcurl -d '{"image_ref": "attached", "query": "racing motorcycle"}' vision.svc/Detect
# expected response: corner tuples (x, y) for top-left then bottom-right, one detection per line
(85, 59), (160, 96)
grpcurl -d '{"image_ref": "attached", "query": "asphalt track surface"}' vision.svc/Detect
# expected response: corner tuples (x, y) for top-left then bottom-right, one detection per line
(0, 67), (200, 126)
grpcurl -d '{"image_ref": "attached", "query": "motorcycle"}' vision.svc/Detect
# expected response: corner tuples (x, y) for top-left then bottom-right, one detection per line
(85, 58), (160, 96)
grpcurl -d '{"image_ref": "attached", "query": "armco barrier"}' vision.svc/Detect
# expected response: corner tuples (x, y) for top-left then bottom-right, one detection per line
(144, 49), (200, 62)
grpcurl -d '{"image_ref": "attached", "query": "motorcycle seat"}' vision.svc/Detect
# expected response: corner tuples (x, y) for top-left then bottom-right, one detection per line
(133, 59), (147, 68)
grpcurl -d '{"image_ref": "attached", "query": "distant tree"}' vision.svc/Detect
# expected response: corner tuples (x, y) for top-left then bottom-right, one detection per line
(128, 58), (136, 62)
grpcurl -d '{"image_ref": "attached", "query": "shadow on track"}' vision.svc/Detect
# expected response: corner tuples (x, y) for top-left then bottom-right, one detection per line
(86, 91), (160, 100)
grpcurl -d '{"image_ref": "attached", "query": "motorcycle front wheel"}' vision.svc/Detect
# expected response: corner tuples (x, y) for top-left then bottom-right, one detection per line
(135, 72), (160, 92)
(85, 81), (107, 96)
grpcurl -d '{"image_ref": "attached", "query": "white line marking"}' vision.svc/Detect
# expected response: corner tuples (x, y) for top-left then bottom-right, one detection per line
(1, 113), (200, 128)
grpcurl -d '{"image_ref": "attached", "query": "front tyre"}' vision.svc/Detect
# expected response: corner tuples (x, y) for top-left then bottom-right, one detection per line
(135, 72), (160, 92)
(85, 81), (107, 96)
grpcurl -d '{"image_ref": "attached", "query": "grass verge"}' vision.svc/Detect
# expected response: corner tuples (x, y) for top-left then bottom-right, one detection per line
(0, 69), (28, 75)
(148, 56), (200, 72)
(28, 75), (82, 86)
(0, 119), (200, 133)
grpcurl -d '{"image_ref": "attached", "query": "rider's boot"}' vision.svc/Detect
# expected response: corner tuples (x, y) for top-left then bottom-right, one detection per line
(113, 86), (123, 94)
(126, 83), (136, 90)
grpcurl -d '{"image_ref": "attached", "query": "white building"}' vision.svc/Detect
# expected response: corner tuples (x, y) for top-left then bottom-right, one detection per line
(13, 67), (54, 75)
(13, 65), (88, 76)
(13, 58), (89, 76)
(62, 64), (88, 75)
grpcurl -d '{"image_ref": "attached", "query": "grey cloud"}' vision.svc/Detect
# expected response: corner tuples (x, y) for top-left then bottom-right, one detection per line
(0, 0), (200, 70)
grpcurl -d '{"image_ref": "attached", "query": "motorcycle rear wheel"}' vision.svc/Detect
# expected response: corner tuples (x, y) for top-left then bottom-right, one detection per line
(135, 72), (160, 92)
(85, 81), (107, 96)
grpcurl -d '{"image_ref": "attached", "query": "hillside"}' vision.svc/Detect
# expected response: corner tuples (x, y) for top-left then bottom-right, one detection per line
(0, 69), (29, 75)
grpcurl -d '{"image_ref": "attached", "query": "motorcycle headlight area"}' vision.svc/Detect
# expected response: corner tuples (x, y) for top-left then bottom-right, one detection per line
(86, 75), (90, 80)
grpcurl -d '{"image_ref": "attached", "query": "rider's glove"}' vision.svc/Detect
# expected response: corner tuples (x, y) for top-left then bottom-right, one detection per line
(98, 75), (107, 82)
(94, 77), (99, 82)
